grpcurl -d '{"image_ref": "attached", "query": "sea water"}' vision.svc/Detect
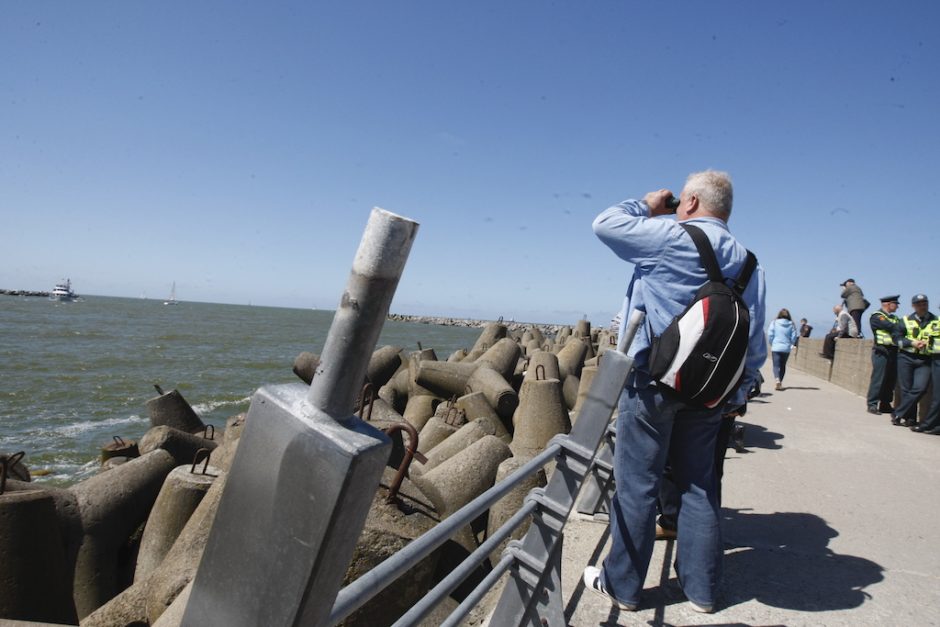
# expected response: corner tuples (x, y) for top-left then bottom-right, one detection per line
(0, 295), (482, 486)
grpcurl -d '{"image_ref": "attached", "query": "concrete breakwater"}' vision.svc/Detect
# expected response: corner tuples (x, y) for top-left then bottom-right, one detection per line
(387, 312), (570, 337)
(1, 318), (611, 626)
(0, 289), (50, 297)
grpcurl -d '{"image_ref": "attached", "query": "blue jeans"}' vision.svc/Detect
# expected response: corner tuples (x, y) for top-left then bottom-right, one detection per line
(603, 385), (723, 608)
(771, 351), (790, 382)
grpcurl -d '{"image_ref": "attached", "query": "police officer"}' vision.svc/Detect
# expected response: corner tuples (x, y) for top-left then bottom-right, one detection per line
(866, 295), (901, 414)
(892, 294), (936, 427)
(911, 303), (940, 434)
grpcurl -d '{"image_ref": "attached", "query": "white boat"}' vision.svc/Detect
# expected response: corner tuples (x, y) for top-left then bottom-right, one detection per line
(50, 279), (80, 302)
(164, 282), (179, 306)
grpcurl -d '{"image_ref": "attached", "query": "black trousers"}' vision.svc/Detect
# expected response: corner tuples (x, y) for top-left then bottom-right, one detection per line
(895, 352), (932, 422)
(849, 309), (864, 336)
(866, 348), (898, 408)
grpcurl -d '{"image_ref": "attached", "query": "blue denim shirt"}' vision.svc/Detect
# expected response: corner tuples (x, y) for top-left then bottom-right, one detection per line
(593, 199), (767, 408)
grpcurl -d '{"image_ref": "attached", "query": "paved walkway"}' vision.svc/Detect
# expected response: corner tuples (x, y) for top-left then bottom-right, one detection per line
(561, 363), (940, 626)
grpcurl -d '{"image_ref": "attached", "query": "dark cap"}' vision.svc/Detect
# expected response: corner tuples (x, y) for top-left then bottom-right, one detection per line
(840, 278), (855, 286)
(912, 293), (928, 304)
(880, 295), (900, 304)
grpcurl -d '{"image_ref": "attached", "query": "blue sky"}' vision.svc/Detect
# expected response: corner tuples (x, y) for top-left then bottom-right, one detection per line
(2, 2), (938, 332)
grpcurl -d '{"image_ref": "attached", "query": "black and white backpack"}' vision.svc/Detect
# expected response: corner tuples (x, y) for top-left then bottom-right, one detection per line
(648, 223), (758, 409)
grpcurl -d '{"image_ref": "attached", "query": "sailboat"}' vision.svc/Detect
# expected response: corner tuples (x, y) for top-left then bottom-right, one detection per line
(163, 282), (179, 306)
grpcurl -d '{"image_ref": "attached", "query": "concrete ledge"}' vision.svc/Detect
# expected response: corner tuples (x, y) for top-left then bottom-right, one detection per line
(794, 339), (933, 418)
(830, 339), (873, 398)
(792, 339), (832, 381)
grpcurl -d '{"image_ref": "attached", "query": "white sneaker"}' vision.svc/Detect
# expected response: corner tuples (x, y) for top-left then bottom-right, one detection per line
(582, 565), (637, 611)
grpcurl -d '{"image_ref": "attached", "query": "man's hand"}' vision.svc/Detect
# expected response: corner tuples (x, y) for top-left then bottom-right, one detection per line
(643, 189), (677, 216)
(722, 403), (747, 419)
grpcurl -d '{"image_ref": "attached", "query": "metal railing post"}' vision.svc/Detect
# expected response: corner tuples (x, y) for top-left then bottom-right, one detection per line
(182, 208), (418, 627)
(575, 424), (615, 519)
(488, 310), (644, 626)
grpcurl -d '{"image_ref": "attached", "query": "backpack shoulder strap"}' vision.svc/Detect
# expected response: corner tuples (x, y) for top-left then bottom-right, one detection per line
(681, 223), (758, 293)
(734, 251), (758, 294)
(679, 223), (722, 282)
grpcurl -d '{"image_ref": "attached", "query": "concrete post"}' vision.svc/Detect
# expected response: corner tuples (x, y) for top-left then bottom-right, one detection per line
(134, 465), (217, 582)
(71, 448), (178, 618)
(0, 489), (78, 624)
(183, 207), (418, 627)
(146, 389), (206, 434)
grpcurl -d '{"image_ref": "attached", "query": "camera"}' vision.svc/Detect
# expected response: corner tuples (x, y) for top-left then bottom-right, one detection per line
(666, 196), (680, 212)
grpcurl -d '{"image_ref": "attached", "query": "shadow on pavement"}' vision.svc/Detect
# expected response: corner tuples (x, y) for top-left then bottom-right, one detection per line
(736, 421), (783, 450)
(719, 508), (883, 612)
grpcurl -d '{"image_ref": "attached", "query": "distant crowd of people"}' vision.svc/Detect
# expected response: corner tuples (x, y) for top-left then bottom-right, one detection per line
(776, 278), (939, 435)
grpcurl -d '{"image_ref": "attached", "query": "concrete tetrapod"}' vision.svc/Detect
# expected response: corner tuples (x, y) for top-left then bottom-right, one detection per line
(0, 488), (78, 625)
(562, 374), (580, 411)
(474, 338), (522, 381)
(99, 436), (139, 465)
(70, 448), (178, 619)
(447, 348), (468, 362)
(556, 336), (588, 381)
(412, 434), (512, 518)
(465, 366), (519, 421)
(146, 389), (206, 434)
(134, 464), (217, 582)
(291, 351), (321, 384)
(510, 376), (570, 459)
(466, 322), (508, 360)
(415, 360), (479, 399)
(295, 346), (403, 390)
(138, 425), (219, 465)
(403, 394), (443, 432)
(571, 364), (598, 425)
(223, 412), (246, 446)
(417, 416), (461, 455)
(378, 368), (410, 414)
(413, 418), (493, 477)
(455, 391), (511, 442)
(367, 345), (405, 389)
(151, 580), (192, 627)
(524, 350), (561, 383)
(339, 466), (441, 627)
(574, 319), (591, 338)
(486, 457), (547, 566)
(80, 472), (227, 627)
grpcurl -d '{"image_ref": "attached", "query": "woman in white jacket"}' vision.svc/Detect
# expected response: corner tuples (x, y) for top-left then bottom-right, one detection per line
(768, 308), (799, 390)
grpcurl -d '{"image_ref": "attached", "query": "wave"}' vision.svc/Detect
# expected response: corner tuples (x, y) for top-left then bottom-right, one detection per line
(191, 397), (251, 415)
(29, 458), (99, 486)
(55, 414), (149, 438)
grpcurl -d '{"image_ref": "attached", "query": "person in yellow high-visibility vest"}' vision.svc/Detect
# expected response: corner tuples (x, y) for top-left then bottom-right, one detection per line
(893, 294), (936, 427)
(866, 295), (901, 415)
(911, 304), (940, 434)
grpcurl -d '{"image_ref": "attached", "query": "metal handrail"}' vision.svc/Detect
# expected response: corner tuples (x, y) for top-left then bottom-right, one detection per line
(329, 309), (644, 627)
(329, 444), (559, 624)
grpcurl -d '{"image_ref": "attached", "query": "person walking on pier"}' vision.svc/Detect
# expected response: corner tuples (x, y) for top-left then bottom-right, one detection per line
(768, 308), (798, 390)
(587, 170), (766, 614)
(911, 303), (940, 434)
(866, 295), (901, 415)
(892, 294), (935, 427)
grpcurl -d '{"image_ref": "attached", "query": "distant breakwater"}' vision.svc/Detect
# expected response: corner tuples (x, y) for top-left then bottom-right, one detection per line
(1, 289), (50, 297)
(387, 313), (565, 337)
